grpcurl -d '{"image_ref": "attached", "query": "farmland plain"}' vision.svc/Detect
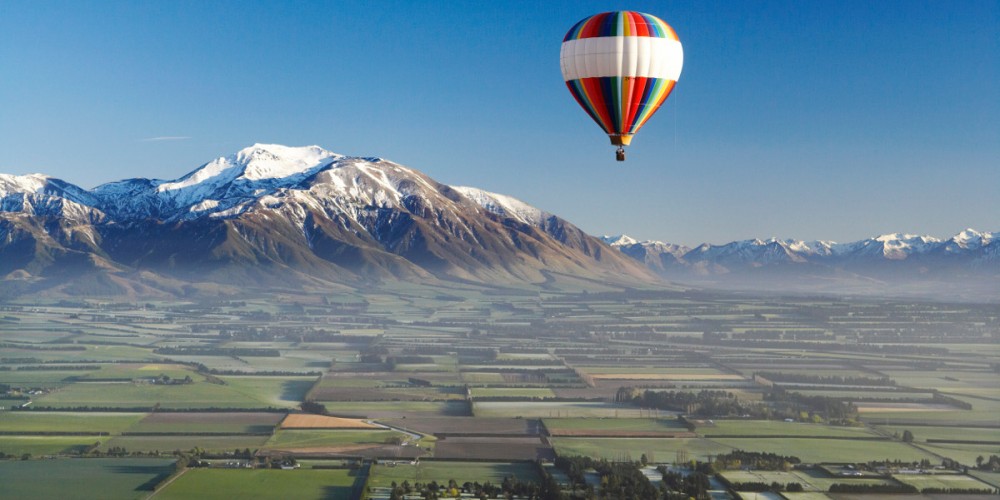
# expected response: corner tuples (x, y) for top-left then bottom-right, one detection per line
(1, 286), (997, 498)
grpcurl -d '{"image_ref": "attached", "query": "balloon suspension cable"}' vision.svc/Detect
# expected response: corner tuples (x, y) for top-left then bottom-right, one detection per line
(615, 146), (626, 162)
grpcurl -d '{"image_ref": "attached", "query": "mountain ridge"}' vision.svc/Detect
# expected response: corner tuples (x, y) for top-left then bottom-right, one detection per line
(601, 230), (999, 300)
(1, 143), (995, 300)
(601, 229), (998, 264)
(0, 144), (655, 297)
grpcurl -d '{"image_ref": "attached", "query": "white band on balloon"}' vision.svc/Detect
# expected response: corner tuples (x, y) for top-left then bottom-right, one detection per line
(560, 37), (683, 81)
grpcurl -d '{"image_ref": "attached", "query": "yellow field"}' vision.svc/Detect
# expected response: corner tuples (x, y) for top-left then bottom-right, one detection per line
(138, 363), (183, 371)
(855, 403), (953, 413)
(280, 414), (378, 429)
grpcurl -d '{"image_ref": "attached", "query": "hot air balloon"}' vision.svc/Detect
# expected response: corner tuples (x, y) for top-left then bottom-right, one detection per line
(560, 11), (684, 161)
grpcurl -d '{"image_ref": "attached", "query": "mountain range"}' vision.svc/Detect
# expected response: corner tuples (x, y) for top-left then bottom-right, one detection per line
(1, 144), (995, 299)
(602, 230), (999, 299)
(0, 144), (652, 297)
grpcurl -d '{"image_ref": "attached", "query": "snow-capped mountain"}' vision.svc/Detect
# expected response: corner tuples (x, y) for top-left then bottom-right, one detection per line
(0, 144), (653, 295)
(600, 235), (689, 273)
(2, 143), (995, 298)
(92, 144), (343, 221)
(604, 229), (1000, 292)
(0, 173), (104, 222)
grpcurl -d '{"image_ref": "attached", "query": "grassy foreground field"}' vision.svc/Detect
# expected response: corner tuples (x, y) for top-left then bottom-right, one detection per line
(0, 458), (175, 500)
(155, 468), (364, 499)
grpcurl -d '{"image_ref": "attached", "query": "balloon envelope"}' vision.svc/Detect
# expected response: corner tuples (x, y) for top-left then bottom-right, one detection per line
(560, 11), (683, 146)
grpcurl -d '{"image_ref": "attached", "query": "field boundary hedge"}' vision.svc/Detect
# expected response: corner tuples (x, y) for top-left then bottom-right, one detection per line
(927, 439), (1000, 445)
(701, 435), (889, 440)
(120, 432), (273, 437)
(0, 431), (109, 436)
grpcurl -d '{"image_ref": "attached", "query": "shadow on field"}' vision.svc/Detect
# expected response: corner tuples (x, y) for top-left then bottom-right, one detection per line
(103, 463), (175, 491)
(320, 485), (355, 499)
(281, 380), (315, 403)
(321, 470), (367, 500)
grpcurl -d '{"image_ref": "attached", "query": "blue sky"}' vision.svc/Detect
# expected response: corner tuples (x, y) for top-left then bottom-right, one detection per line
(1, 0), (997, 245)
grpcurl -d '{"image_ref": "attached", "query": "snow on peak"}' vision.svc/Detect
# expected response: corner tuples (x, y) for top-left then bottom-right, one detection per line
(955, 228), (983, 241)
(869, 233), (940, 258)
(876, 232), (920, 243)
(602, 234), (639, 246)
(947, 228), (995, 250)
(235, 144), (341, 181)
(0, 173), (51, 194)
(453, 186), (550, 226)
(158, 144), (341, 193)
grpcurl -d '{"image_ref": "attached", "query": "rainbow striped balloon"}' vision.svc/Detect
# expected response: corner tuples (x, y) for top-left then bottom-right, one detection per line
(560, 11), (683, 148)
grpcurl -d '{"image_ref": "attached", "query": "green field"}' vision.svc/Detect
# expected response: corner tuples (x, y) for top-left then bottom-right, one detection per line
(217, 376), (316, 407)
(0, 435), (108, 456)
(78, 363), (196, 381)
(893, 472), (994, 491)
(543, 417), (688, 434)
(156, 468), (363, 499)
(470, 387), (557, 398)
(320, 401), (470, 418)
(700, 420), (880, 438)
(103, 434), (272, 453)
(914, 442), (1000, 465)
(873, 424), (1000, 443)
(970, 470), (1000, 488)
(0, 370), (100, 387)
(460, 372), (507, 383)
(551, 437), (733, 462)
(474, 401), (643, 418)
(858, 396), (1000, 425)
(0, 411), (146, 433)
(32, 379), (281, 409)
(0, 458), (176, 500)
(129, 412), (284, 434)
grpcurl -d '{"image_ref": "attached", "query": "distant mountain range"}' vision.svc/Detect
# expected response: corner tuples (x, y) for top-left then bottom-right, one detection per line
(601, 230), (999, 299)
(1, 144), (995, 299)
(0, 144), (651, 297)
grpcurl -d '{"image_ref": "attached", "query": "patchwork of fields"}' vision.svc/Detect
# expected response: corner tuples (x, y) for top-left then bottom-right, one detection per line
(1, 288), (997, 498)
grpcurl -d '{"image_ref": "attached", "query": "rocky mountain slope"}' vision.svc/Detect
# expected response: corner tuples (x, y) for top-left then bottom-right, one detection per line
(3, 143), (993, 299)
(0, 144), (655, 297)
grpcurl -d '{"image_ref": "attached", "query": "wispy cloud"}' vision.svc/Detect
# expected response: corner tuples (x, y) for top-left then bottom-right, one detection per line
(140, 136), (191, 142)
